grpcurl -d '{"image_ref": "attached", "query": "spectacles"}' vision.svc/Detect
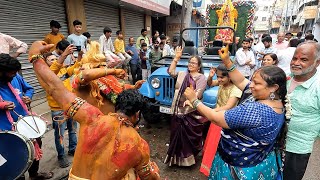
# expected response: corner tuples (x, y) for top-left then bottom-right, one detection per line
(188, 61), (198, 66)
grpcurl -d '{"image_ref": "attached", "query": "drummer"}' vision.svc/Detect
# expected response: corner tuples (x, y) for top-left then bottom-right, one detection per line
(0, 53), (53, 179)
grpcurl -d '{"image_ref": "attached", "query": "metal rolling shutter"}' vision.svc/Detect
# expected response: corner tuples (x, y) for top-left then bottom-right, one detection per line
(84, 0), (120, 42)
(123, 9), (145, 44)
(0, 0), (68, 98)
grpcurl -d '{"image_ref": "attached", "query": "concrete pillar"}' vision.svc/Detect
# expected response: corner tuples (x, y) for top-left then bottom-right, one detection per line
(65, 0), (87, 34)
(145, 15), (152, 36)
(120, 8), (126, 38)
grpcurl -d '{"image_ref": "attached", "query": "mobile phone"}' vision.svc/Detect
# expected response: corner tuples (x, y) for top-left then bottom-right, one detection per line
(76, 46), (81, 52)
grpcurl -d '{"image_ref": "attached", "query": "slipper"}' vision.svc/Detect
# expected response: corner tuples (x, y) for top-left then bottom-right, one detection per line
(30, 171), (54, 180)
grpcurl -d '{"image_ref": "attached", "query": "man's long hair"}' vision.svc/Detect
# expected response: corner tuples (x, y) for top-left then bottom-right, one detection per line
(0, 54), (21, 72)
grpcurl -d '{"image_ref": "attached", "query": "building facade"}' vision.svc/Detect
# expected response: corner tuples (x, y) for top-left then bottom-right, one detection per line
(254, 0), (275, 34)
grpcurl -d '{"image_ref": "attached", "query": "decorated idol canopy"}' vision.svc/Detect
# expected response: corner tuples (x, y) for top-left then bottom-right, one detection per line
(205, 0), (256, 46)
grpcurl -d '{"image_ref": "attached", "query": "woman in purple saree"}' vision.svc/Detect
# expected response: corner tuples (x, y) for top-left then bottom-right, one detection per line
(164, 47), (207, 166)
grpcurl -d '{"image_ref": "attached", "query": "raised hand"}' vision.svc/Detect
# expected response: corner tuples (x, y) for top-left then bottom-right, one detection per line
(209, 67), (217, 78)
(174, 46), (183, 59)
(62, 44), (77, 57)
(28, 41), (54, 60)
(218, 44), (232, 67)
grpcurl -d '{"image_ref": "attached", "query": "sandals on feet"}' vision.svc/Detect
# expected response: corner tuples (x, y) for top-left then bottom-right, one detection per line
(30, 171), (54, 180)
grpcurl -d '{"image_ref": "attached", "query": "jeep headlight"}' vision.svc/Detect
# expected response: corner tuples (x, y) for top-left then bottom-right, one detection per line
(151, 78), (160, 89)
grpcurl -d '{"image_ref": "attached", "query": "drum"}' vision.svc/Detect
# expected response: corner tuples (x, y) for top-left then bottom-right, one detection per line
(16, 115), (47, 139)
(0, 131), (35, 180)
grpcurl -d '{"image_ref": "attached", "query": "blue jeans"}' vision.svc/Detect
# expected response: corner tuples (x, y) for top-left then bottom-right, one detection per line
(51, 110), (78, 159)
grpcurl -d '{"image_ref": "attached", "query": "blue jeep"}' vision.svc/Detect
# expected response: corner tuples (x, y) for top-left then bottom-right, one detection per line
(139, 27), (236, 123)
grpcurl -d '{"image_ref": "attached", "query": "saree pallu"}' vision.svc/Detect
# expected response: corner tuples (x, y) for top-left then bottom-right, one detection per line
(209, 151), (281, 180)
(200, 124), (221, 176)
(164, 112), (204, 166)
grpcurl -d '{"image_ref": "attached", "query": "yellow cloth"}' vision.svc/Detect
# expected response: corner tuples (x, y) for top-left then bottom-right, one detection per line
(47, 61), (79, 111)
(216, 84), (242, 107)
(114, 38), (125, 54)
(68, 168), (136, 180)
(44, 32), (65, 52)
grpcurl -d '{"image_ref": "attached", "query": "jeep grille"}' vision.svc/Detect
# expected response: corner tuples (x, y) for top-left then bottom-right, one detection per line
(161, 77), (175, 105)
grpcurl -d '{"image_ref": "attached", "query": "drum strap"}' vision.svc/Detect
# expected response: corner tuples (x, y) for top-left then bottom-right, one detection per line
(0, 83), (43, 160)
(7, 82), (30, 114)
(0, 82), (30, 130)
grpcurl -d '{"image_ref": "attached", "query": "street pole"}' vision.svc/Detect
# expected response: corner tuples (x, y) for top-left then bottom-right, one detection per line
(179, 0), (186, 46)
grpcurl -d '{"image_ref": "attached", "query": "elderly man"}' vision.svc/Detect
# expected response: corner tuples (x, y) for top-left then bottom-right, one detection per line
(274, 32), (289, 50)
(284, 41), (320, 180)
(28, 41), (160, 180)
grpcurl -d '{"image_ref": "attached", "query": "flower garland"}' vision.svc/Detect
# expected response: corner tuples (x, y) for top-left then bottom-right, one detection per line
(284, 94), (292, 119)
(204, 1), (256, 47)
(97, 75), (125, 104)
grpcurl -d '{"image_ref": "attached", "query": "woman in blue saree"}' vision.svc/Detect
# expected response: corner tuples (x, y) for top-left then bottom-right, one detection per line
(184, 45), (288, 180)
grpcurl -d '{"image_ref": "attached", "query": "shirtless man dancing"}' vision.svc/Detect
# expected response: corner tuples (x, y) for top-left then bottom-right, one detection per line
(28, 41), (160, 180)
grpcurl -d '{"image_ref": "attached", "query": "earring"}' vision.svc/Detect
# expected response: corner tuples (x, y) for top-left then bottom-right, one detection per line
(269, 92), (275, 100)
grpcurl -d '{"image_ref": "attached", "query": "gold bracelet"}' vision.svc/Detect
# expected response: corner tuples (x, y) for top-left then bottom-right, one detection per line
(29, 54), (44, 63)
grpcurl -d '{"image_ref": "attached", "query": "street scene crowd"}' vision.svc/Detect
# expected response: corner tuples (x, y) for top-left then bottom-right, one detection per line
(0, 15), (319, 180)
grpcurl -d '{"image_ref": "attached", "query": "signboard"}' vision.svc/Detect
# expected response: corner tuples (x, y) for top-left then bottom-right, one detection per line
(167, 23), (186, 40)
(121, 0), (170, 15)
(303, 6), (318, 19)
(193, 0), (202, 7)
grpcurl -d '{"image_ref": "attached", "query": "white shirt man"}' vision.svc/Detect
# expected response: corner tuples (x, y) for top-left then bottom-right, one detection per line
(235, 39), (255, 78)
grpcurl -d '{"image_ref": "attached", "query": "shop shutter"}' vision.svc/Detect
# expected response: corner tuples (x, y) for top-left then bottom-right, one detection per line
(123, 9), (145, 45)
(84, 0), (120, 42)
(0, 0), (68, 98)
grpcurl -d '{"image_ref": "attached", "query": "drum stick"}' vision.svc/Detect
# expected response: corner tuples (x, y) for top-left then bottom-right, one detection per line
(11, 109), (39, 134)
(27, 103), (40, 134)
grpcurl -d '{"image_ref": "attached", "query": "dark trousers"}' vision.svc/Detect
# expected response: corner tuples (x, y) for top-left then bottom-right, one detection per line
(130, 63), (142, 84)
(17, 138), (42, 179)
(283, 151), (311, 180)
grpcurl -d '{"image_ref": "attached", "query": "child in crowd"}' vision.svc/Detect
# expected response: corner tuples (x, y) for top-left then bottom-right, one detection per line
(262, 53), (278, 66)
(140, 43), (150, 80)
(82, 32), (91, 51)
(67, 20), (87, 58)
(114, 30), (132, 70)
(200, 64), (242, 176)
(44, 20), (65, 52)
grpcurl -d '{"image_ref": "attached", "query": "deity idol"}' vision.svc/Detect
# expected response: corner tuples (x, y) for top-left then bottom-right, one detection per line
(215, 0), (238, 44)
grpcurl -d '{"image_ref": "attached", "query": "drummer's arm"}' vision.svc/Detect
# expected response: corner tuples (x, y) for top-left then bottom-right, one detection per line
(32, 56), (102, 125)
(19, 74), (34, 99)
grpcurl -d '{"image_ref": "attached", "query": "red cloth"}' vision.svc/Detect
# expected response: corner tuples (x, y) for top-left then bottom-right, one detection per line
(199, 124), (221, 176)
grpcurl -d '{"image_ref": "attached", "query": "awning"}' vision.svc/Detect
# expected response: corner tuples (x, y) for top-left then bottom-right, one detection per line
(120, 0), (171, 16)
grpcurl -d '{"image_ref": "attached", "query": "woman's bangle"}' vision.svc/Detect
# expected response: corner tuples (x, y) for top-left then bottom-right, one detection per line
(227, 64), (236, 72)
(192, 99), (202, 108)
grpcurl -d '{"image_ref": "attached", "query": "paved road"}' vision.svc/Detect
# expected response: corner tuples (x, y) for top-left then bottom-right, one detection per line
(23, 102), (320, 180)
